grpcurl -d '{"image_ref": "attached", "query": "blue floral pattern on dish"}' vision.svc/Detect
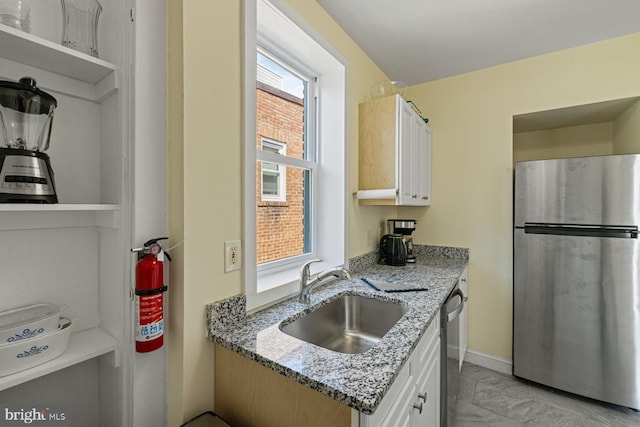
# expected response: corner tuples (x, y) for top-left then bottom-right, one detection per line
(16, 345), (49, 358)
(7, 328), (46, 343)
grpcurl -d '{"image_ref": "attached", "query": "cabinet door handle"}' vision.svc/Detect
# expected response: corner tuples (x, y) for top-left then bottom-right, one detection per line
(412, 194), (418, 199)
(418, 392), (427, 402)
(413, 402), (423, 414)
(422, 196), (429, 200)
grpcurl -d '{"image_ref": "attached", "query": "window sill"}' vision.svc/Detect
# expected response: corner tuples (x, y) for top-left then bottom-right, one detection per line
(258, 201), (289, 207)
(257, 266), (300, 293)
(248, 259), (340, 311)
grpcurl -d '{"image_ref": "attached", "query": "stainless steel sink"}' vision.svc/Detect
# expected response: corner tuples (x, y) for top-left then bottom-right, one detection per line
(280, 294), (408, 354)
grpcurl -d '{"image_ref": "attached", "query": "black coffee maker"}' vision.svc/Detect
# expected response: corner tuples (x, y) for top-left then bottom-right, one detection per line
(387, 219), (417, 263)
(379, 234), (407, 266)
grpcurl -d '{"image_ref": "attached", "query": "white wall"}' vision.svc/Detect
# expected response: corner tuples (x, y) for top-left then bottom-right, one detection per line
(131, 1), (168, 426)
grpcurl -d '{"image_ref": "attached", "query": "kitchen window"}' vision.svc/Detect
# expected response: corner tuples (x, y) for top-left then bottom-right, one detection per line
(244, 0), (347, 311)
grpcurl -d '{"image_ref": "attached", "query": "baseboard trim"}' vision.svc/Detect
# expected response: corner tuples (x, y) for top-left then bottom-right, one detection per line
(464, 348), (513, 375)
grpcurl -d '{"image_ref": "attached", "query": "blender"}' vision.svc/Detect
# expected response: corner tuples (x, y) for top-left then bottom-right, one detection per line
(387, 219), (417, 263)
(0, 77), (58, 203)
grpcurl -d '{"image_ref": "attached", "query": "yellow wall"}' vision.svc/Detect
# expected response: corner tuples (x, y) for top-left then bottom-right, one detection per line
(168, 1), (640, 421)
(403, 33), (640, 361)
(277, 0), (400, 254)
(614, 99), (640, 154)
(167, 0), (244, 424)
(166, 0), (184, 423)
(513, 122), (613, 163)
(167, 0), (391, 423)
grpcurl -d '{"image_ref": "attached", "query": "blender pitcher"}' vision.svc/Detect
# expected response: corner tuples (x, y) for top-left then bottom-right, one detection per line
(0, 76), (58, 203)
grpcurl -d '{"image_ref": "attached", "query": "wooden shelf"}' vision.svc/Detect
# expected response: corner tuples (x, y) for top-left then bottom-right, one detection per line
(0, 204), (120, 229)
(0, 327), (119, 391)
(0, 24), (119, 102)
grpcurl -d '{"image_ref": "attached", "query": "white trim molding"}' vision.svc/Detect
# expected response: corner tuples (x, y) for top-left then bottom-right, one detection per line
(464, 348), (513, 375)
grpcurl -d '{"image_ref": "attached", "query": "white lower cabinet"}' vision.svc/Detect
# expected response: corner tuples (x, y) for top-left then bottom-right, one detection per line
(381, 372), (417, 427)
(459, 268), (468, 370)
(361, 311), (441, 427)
(413, 334), (440, 427)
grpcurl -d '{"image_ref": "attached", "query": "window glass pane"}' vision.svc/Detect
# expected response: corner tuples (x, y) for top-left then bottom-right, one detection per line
(259, 141), (286, 200)
(258, 161), (284, 200)
(263, 145), (279, 154)
(262, 169), (279, 195)
(256, 49), (315, 268)
(256, 162), (311, 265)
(262, 162), (278, 172)
(257, 51), (307, 161)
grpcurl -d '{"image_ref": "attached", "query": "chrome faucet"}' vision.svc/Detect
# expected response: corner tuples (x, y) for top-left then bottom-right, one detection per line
(298, 259), (351, 304)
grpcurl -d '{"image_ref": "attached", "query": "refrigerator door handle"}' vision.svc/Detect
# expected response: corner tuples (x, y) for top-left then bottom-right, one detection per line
(523, 223), (638, 239)
(446, 289), (465, 323)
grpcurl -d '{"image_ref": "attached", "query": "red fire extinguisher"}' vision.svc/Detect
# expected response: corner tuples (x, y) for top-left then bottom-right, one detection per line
(133, 237), (171, 353)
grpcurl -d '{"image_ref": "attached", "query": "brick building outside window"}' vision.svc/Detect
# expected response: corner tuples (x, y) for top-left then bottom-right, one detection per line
(255, 63), (307, 265)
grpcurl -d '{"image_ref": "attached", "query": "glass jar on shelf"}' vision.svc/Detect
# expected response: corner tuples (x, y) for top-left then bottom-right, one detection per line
(60, 0), (101, 58)
(0, 0), (31, 33)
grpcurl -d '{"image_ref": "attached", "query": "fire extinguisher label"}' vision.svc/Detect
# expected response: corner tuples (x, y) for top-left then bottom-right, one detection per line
(135, 294), (164, 342)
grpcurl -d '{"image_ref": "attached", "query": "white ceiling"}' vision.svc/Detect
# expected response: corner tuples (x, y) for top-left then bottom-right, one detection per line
(317, 0), (640, 86)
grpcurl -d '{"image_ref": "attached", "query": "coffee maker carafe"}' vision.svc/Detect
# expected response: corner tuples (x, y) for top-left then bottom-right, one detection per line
(387, 219), (417, 263)
(0, 77), (58, 203)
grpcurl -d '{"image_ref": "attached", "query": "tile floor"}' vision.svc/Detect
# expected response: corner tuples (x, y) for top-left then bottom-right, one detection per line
(453, 362), (640, 427)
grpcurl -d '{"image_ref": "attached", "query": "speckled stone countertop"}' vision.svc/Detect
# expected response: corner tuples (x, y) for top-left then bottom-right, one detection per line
(207, 247), (468, 415)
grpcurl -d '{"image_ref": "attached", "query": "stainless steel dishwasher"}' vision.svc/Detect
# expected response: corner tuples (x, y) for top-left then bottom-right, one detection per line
(440, 283), (465, 427)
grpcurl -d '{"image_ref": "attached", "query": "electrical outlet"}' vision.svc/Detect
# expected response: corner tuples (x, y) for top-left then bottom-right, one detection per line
(224, 240), (241, 272)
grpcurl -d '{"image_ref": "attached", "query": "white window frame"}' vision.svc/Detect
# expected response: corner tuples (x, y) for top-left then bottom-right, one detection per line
(257, 136), (317, 273)
(244, 0), (348, 311)
(260, 138), (287, 202)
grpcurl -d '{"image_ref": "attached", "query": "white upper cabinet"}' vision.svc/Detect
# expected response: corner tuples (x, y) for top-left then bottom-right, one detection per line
(414, 112), (432, 206)
(357, 94), (431, 206)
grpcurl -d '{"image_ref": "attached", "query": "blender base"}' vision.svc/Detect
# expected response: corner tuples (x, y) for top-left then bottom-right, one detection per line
(0, 149), (57, 203)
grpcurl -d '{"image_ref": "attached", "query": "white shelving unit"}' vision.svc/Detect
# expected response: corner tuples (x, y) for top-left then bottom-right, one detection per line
(0, 204), (120, 229)
(0, 327), (119, 391)
(0, 2), (132, 424)
(0, 23), (119, 102)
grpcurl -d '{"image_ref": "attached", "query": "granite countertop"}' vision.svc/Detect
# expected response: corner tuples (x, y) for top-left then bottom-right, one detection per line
(206, 246), (468, 415)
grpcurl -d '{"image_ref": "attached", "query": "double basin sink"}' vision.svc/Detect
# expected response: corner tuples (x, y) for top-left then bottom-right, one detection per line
(280, 294), (408, 354)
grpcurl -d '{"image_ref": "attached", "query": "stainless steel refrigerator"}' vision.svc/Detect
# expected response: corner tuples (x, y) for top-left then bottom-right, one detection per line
(513, 154), (640, 410)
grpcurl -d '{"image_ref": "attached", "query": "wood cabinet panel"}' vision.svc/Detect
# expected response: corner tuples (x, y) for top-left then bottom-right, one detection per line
(359, 94), (397, 191)
(214, 344), (352, 427)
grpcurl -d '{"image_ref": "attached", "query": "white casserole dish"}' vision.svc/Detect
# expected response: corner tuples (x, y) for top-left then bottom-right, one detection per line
(0, 317), (72, 377)
(0, 303), (63, 344)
